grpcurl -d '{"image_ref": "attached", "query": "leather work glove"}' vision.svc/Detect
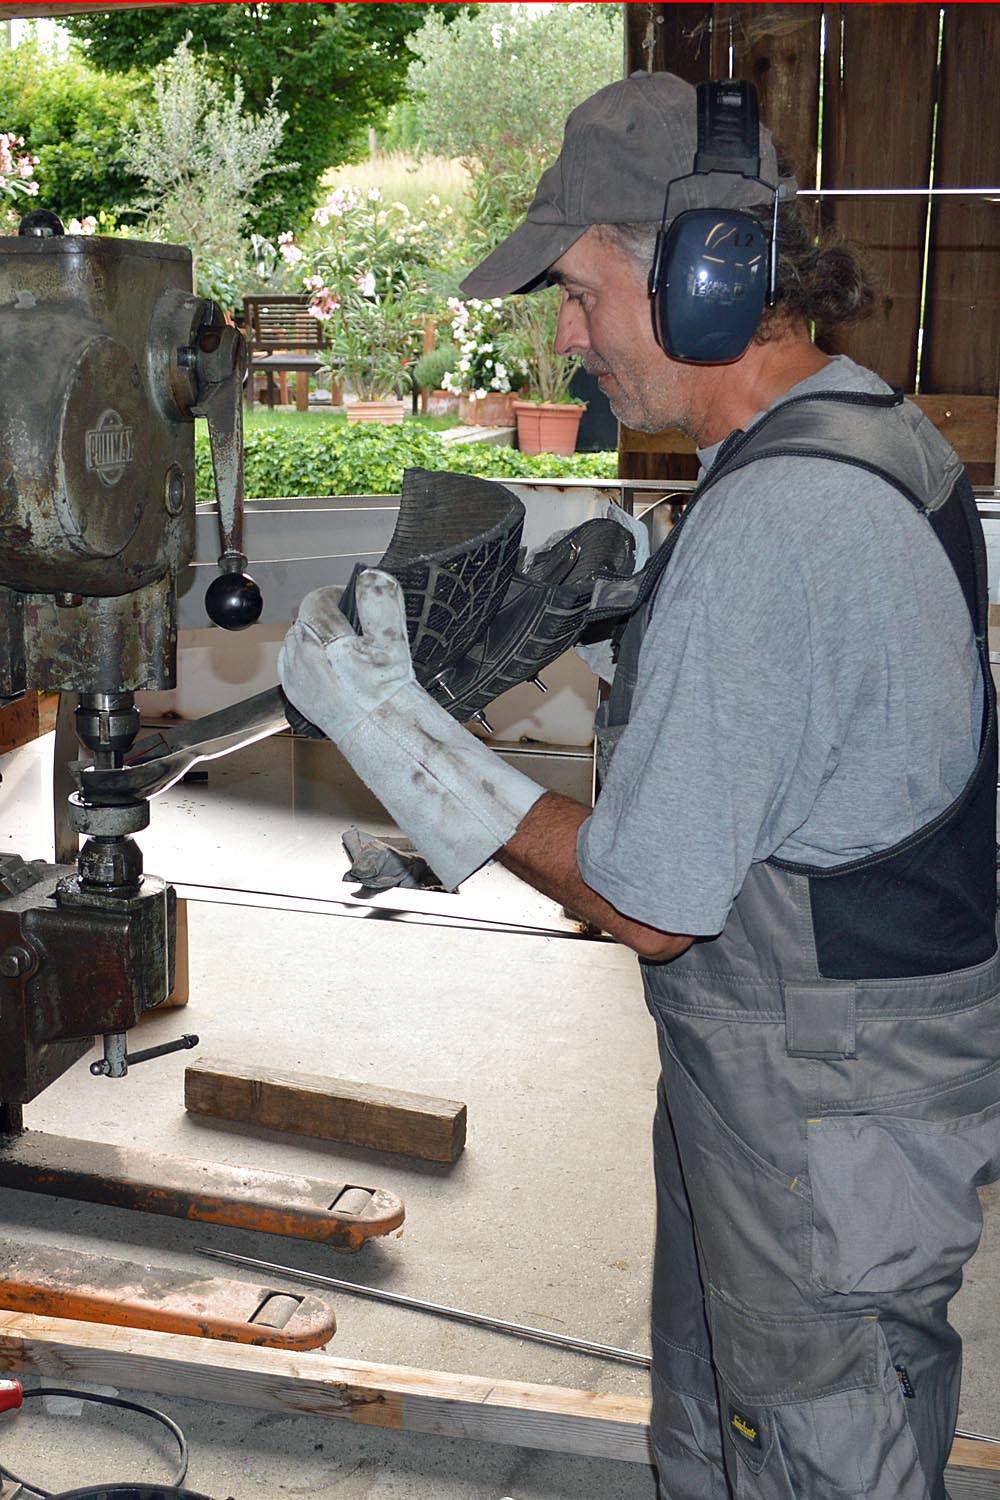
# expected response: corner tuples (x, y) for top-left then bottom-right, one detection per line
(574, 502), (651, 683)
(278, 569), (545, 891)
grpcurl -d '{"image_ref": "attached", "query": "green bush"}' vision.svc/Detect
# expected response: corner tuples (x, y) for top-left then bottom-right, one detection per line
(196, 421), (617, 502)
(0, 40), (147, 224)
(413, 341), (459, 391)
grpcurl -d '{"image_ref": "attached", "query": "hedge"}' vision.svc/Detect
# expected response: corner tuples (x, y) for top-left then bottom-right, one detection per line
(195, 421), (619, 503)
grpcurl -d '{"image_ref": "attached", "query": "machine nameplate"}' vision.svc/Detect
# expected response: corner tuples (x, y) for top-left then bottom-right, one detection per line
(84, 410), (134, 486)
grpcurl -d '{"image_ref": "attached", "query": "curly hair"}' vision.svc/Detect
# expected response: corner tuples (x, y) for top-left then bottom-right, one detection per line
(594, 188), (877, 342)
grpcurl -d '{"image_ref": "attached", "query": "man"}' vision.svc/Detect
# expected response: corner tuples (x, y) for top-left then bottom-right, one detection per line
(280, 73), (1000, 1500)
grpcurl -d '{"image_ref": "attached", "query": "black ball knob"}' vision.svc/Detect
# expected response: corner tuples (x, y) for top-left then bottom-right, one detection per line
(205, 570), (263, 630)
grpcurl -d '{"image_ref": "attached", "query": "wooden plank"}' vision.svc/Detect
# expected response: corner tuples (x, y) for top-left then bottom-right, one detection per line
(0, 1312), (997, 1478)
(950, 1439), (1000, 1475)
(723, 4), (823, 187)
(908, 395), (999, 467)
(921, 5), (1000, 397)
(185, 1059), (467, 1164)
(160, 896), (189, 1009)
(0, 1312), (653, 1464)
(625, 3), (712, 78)
(819, 4), (939, 389)
(0, 692), (56, 755)
(619, 426), (697, 457)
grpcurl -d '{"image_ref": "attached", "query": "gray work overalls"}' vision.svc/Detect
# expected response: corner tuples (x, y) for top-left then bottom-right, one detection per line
(597, 390), (1000, 1499)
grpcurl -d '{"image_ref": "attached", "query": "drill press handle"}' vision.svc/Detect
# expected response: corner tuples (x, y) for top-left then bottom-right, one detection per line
(189, 307), (264, 631)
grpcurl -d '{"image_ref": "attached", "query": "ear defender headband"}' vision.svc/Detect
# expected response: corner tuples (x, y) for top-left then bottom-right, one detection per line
(648, 80), (780, 364)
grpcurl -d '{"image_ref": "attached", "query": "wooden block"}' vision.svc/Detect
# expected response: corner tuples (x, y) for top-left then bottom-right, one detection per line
(185, 1059), (467, 1163)
(0, 692), (57, 755)
(160, 896), (189, 1008)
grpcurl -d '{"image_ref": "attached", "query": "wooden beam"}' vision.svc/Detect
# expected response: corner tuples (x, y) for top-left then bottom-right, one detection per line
(0, 1313), (997, 1480)
(619, 395), (998, 470)
(620, 425), (696, 457)
(185, 1059), (466, 1164)
(907, 395), (999, 467)
(0, 1312), (653, 1464)
(0, 692), (57, 756)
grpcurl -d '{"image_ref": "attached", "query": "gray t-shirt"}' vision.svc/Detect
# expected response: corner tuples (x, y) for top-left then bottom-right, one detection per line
(577, 356), (983, 936)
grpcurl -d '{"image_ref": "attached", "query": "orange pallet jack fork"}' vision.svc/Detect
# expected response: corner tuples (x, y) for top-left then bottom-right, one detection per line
(0, 1242), (337, 1350)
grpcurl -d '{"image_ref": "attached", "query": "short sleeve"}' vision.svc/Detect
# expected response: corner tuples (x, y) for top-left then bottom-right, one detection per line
(576, 480), (834, 935)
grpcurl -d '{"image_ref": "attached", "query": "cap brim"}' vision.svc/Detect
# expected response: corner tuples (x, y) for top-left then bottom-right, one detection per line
(459, 220), (588, 298)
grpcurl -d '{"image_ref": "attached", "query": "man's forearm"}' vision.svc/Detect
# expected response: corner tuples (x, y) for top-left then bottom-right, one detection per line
(500, 792), (693, 962)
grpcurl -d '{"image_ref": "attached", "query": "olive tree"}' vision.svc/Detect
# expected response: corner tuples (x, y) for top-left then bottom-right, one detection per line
(121, 36), (287, 284)
(407, 4), (624, 161)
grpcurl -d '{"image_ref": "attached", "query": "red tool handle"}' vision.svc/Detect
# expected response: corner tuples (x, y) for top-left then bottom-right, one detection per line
(0, 1377), (22, 1411)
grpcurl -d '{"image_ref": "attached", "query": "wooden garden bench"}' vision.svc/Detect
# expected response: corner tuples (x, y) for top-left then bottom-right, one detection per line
(243, 294), (339, 411)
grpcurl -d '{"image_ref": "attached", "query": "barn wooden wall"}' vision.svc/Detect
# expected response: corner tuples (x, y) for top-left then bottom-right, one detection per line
(620, 3), (1000, 483)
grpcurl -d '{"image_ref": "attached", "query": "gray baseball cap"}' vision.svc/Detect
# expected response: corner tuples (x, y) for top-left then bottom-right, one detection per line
(460, 71), (795, 299)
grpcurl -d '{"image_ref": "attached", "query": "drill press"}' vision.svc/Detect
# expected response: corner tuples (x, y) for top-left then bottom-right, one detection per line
(0, 216), (402, 1342)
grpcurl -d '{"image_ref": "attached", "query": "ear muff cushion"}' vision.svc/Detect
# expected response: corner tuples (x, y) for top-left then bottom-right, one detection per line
(651, 209), (770, 364)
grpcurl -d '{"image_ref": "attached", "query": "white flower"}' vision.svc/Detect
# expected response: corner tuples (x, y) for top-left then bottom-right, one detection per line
(427, 193), (440, 208)
(356, 270), (376, 296)
(367, 187), (382, 202)
(491, 298), (503, 309)
(475, 387), (487, 400)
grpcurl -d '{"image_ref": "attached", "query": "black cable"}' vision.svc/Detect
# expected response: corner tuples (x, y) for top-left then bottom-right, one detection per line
(0, 1385), (189, 1497)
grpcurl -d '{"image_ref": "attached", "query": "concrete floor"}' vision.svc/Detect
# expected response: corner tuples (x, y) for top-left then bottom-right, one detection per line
(1, 731), (999, 1497)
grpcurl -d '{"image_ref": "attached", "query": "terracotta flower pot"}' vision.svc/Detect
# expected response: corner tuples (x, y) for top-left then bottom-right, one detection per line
(458, 391), (518, 427)
(514, 400), (587, 457)
(427, 389), (460, 418)
(346, 399), (406, 425)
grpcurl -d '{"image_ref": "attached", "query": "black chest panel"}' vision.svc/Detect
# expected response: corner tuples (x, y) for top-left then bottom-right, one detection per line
(616, 388), (998, 981)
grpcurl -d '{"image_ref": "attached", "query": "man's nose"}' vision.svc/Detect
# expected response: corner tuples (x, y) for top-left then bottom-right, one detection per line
(555, 298), (589, 357)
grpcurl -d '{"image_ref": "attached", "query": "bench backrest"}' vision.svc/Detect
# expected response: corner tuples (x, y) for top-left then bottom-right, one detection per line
(244, 295), (328, 353)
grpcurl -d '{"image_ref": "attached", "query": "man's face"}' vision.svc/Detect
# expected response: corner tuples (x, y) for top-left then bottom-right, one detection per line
(550, 228), (692, 435)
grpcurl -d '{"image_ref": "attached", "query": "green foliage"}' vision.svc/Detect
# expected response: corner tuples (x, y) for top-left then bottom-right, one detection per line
(195, 422), (616, 501)
(0, 39), (146, 224)
(497, 286), (580, 405)
(461, 139), (552, 265)
(442, 297), (526, 397)
(413, 340), (459, 391)
(406, 5), (622, 161)
(121, 37), (288, 285)
(325, 281), (422, 401)
(307, 179), (466, 302)
(64, 3), (463, 235)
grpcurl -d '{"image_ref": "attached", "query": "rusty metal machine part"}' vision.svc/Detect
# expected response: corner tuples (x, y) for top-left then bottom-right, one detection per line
(0, 1241), (338, 1350)
(0, 221), (403, 1303)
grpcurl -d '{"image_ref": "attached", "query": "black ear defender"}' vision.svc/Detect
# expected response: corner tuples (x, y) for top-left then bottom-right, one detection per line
(648, 80), (781, 364)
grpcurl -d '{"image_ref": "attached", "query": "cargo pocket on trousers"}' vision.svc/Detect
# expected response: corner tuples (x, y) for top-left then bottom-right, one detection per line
(708, 1290), (926, 1498)
(808, 1099), (1000, 1294)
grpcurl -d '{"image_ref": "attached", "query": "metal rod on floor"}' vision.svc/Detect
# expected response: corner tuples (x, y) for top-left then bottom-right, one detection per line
(199, 1247), (651, 1368)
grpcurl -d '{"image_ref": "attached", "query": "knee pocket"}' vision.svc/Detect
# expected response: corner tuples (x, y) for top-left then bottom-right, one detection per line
(708, 1291), (929, 1499)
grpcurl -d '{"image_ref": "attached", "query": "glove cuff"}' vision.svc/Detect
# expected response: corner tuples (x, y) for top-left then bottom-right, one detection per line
(339, 682), (544, 890)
